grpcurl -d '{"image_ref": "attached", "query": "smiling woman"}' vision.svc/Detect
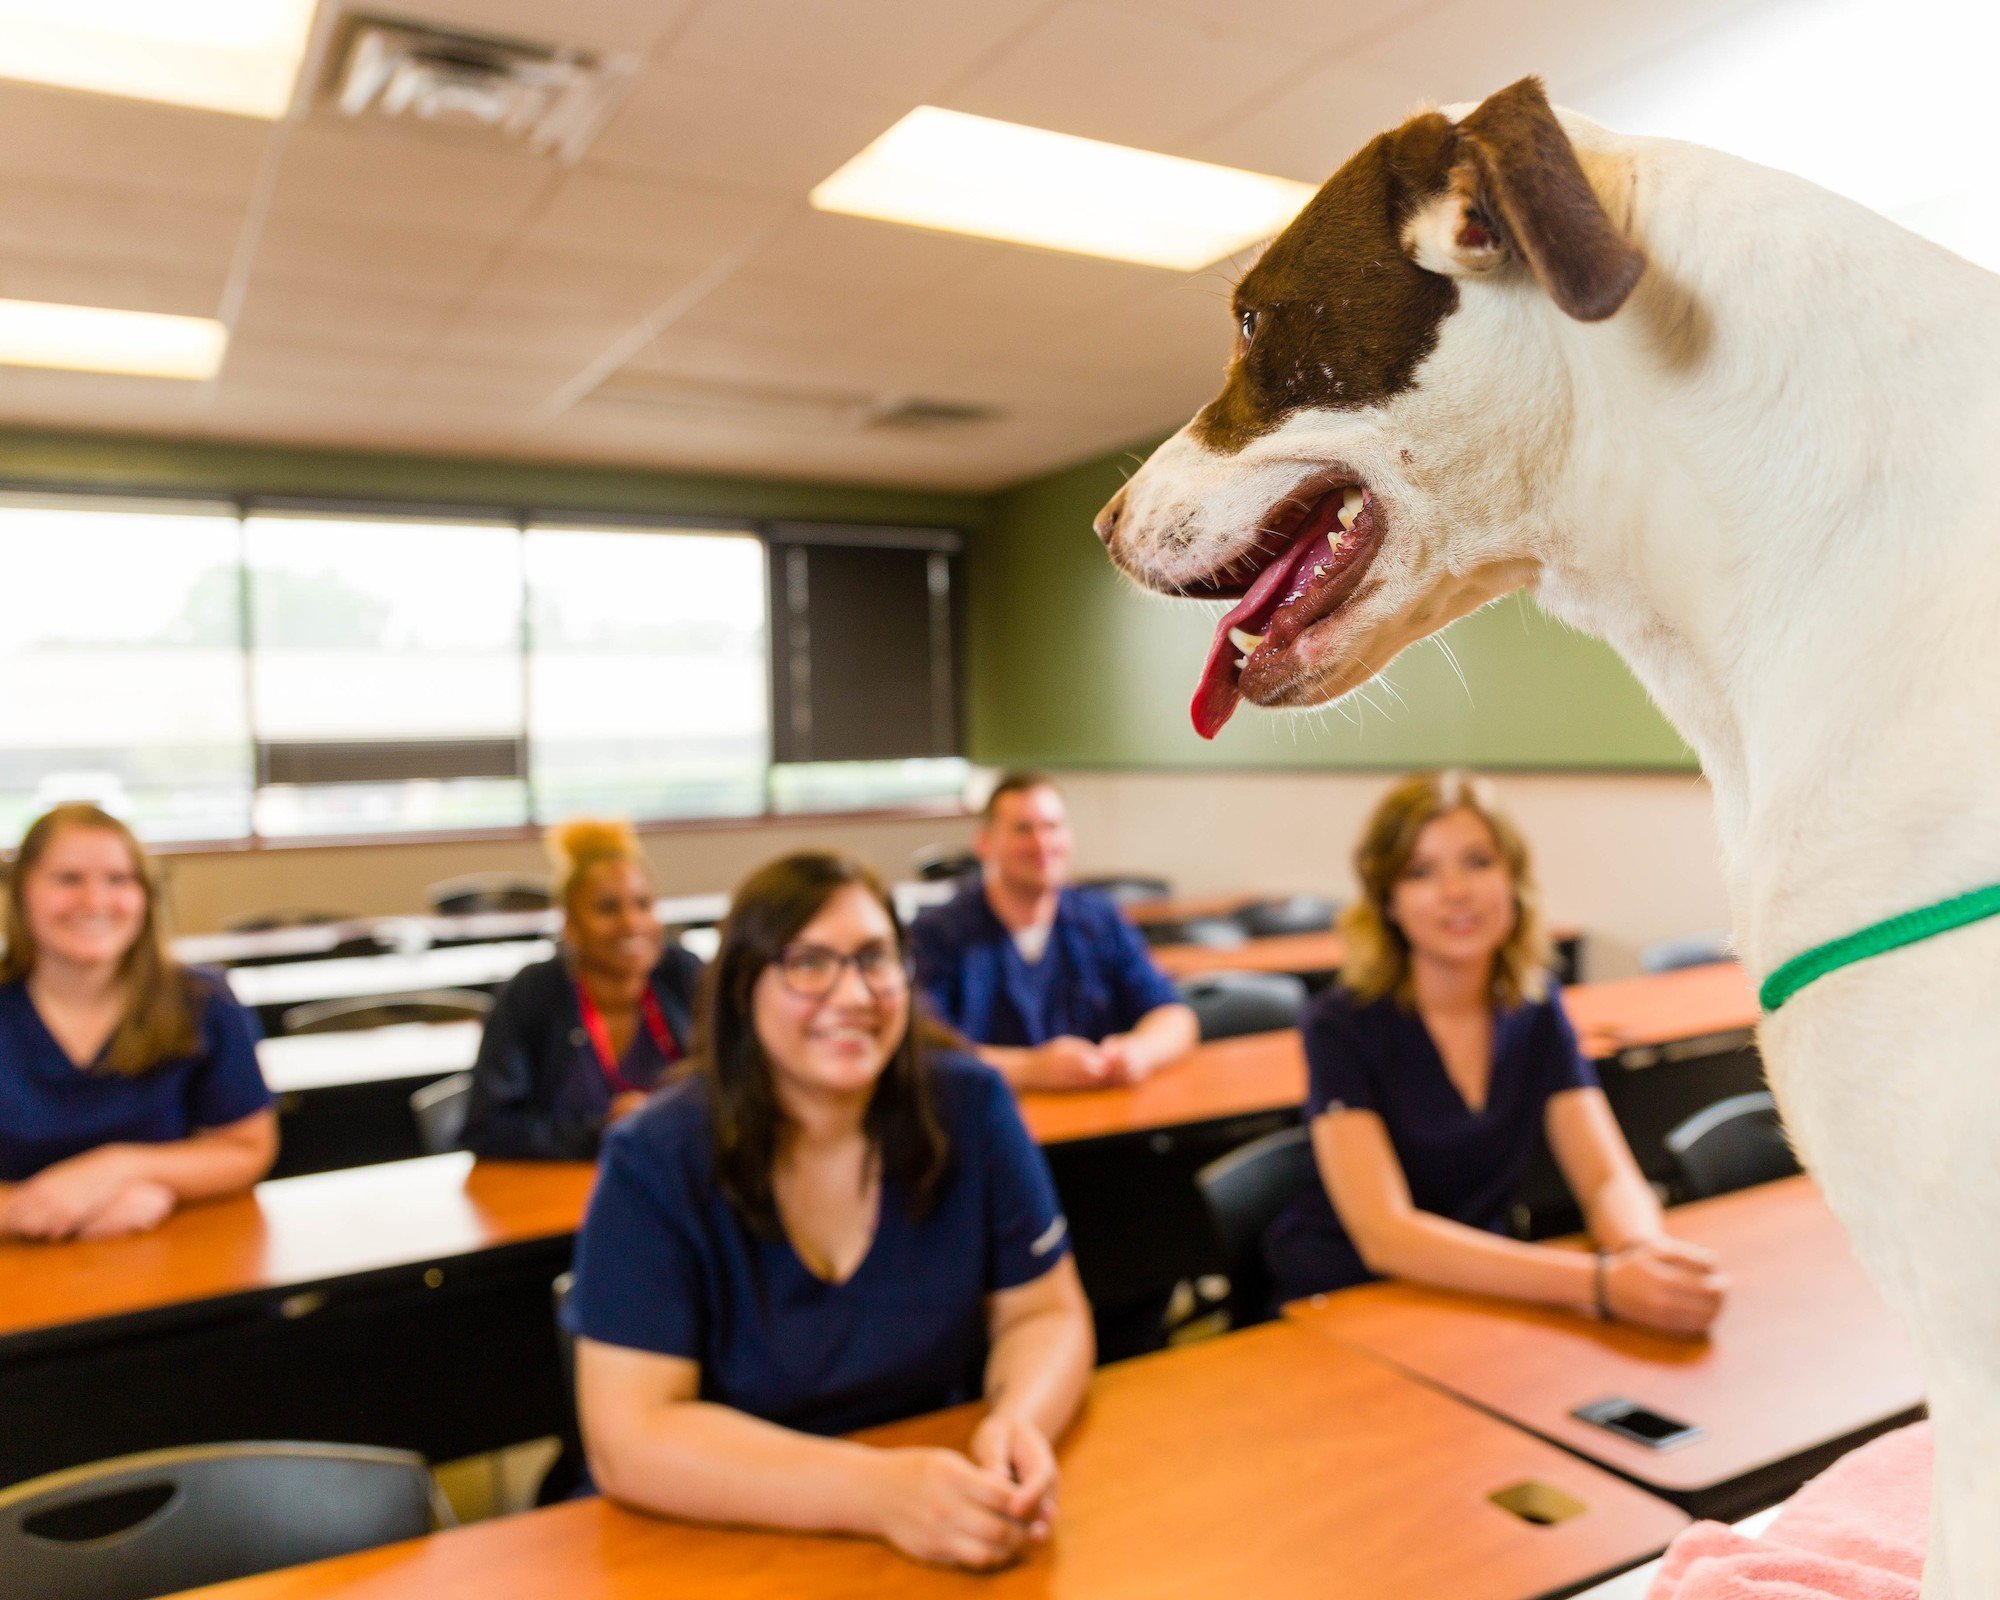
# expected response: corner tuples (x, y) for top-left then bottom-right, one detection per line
(565, 851), (1093, 1571)
(0, 803), (277, 1239)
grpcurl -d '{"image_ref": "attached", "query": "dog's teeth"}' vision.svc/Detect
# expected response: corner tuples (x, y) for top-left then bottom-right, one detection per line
(1234, 655), (1247, 670)
(1228, 627), (1265, 653)
(1336, 486), (1364, 531)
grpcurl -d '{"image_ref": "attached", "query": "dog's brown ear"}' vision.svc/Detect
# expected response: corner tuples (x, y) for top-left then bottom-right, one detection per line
(1405, 77), (1645, 322)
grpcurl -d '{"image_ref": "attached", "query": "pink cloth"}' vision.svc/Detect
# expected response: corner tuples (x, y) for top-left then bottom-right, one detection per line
(1646, 1423), (1930, 1600)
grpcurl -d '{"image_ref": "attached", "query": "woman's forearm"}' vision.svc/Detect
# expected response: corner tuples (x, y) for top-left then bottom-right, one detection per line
(590, 1399), (885, 1535)
(1579, 1167), (1667, 1253)
(982, 1303), (1093, 1440)
(1359, 1210), (1598, 1314)
(112, 1116), (277, 1202)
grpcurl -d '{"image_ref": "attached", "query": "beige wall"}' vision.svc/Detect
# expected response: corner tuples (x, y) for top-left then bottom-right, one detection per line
(156, 772), (1731, 980)
(156, 811), (980, 935)
(1052, 770), (1732, 981)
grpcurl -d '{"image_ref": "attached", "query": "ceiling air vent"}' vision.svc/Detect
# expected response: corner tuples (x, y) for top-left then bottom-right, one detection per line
(328, 17), (635, 159)
(584, 371), (999, 433)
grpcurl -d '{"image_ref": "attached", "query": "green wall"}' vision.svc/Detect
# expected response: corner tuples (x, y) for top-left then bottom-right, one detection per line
(966, 443), (1695, 771)
(0, 429), (992, 529)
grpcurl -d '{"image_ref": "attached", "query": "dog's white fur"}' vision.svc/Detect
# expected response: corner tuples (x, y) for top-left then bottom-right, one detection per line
(1112, 108), (2000, 1597)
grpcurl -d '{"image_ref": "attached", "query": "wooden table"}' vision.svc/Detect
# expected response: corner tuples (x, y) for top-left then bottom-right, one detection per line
(1561, 963), (1757, 1063)
(1124, 891), (1265, 927)
(171, 1322), (1688, 1600)
(0, 1156), (595, 1488)
(1153, 922), (1584, 984)
(1285, 1176), (1923, 1519)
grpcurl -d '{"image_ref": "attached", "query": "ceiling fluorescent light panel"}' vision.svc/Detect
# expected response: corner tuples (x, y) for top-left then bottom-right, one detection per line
(0, 298), (228, 379)
(812, 106), (1316, 271)
(0, 0), (318, 117)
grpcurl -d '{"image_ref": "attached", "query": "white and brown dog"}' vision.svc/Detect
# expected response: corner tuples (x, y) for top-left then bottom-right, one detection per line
(1097, 77), (1999, 1597)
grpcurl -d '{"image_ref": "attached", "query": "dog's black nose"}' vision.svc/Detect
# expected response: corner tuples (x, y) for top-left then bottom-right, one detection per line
(1093, 486), (1127, 548)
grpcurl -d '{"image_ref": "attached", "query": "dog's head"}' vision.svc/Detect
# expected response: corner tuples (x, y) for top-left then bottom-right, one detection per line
(1096, 77), (1646, 737)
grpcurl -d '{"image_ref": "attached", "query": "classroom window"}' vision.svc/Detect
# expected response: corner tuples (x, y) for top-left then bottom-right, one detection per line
(244, 512), (529, 837)
(0, 497), (253, 843)
(524, 524), (769, 823)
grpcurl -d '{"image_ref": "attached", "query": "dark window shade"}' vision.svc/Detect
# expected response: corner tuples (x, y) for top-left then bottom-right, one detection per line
(256, 737), (527, 787)
(767, 534), (960, 764)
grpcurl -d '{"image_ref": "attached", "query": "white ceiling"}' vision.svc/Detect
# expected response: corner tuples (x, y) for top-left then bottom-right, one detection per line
(0, 0), (1774, 493)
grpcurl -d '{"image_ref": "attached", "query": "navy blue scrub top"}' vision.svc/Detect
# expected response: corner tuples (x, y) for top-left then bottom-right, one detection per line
(910, 883), (1183, 1048)
(462, 950), (702, 1162)
(566, 1051), (1071, 1437)
(1265, 979), (1598, 1306)
(0, 975), (272, 1182)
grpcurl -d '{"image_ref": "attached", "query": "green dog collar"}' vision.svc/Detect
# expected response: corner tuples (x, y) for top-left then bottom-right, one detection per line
(1760, 882), (2000, 1013)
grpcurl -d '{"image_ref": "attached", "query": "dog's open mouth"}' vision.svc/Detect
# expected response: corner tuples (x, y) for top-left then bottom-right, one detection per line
(1187, 480), (1384, 738)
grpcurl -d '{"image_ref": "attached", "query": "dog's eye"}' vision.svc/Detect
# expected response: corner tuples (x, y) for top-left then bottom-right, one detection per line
(1238, 308), (1261, 349)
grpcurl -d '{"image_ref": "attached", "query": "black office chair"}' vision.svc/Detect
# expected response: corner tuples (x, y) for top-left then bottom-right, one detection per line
(1665, 1091), (1799, 1200)
(410, 1072), (474, 1155)
(426, 875), (553, 916)
(1235, 893), (1339, 938)
(537, 1272), (586, 1505)
(0, 1441), (447, 1600)
(1195, 1125), (1317, 1329)
(1077, 874), (1172, 908)
(1146, 914), (1248, 951)
(1639, 931), (1733, 974)
(1178, 971), (1308, 1041)
(911, 846), (979, 883)
(279, 989), (495, 1037)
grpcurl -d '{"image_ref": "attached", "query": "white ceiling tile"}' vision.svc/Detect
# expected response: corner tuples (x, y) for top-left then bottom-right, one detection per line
(942, 0), (1300, 151)
(663, 0), (1053, 103)
(267, 119), (561, 242)
(522, 170), (788, 265)
(477, 248), (706, 317)
(229, 285), (452, 348)
(729, 211), (1001, 299)
(0, 82), (270, 202)
(1115, 0), (1441, 53)
(0, 255), (225, 318)
(217, 340), (404, 395)
(586, 67), (899, 199)
(0, 366), (216, 429)
(248, 213), (498, 304)
(433, 305), (637, 365)
(0, 174), (248, 276)
(1187, 57), (1436, 181)
(387, 0), (701, 56)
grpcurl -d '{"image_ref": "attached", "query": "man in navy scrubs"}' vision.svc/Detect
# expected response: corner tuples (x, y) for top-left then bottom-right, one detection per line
(910, 773), (1197, 1092)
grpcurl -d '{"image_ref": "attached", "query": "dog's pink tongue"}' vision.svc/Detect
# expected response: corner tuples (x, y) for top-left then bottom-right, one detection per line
(1190, 528), (1332, 739)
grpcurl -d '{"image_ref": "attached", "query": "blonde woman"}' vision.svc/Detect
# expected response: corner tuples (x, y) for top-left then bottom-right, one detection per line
(0, 804), (276, 1240)
(1265, 772), (1728, 1333)
(462, 819), (702, 1160)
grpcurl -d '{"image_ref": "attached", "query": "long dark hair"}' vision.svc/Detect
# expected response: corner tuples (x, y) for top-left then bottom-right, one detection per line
(695, 852), (948, 1238)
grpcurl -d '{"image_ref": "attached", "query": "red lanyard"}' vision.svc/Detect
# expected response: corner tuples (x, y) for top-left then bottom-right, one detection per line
(575, 981), (679, 1095)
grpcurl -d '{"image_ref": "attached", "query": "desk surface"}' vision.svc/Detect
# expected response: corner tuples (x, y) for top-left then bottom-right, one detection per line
(258, 1022), (484, 1094)
(0, 1155), (593, 1348)
(174, 1322), (1688, 1600)
(1559, 963), (1757, 1059)
(1123, 891), (1264, 926)
(1016, 1029), (1305, 1146)
(227, 942), (557, 1010)
(1285, 1176), (1922, 1503)
(1151, 922), (1585, 982)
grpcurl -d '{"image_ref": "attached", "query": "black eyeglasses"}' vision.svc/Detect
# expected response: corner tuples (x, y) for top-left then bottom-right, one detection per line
(773, 941), (911, 999)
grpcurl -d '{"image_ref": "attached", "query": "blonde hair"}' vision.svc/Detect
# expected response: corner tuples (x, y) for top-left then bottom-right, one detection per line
(1, 804), (202, 1076)
(546, 817), (648, 911)
(1339, 770), (1548, 1010)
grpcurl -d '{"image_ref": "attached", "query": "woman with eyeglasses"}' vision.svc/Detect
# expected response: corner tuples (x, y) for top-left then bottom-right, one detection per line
(566, 852), (1093, 1571)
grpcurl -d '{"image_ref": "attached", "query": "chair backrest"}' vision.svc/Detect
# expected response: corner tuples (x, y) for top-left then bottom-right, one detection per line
(1177, 970), (1308, 1041)
(426, 875), (553, 916)
(1195, 1125), (1317, 1327)
(409, 1072), (474, 1155)
(279, 989), (495, 1037)
(0, 1441), (440, 1600)
(1148, 915), (1249, 951)
(552, 1270), (577, 1387)
(1076, 874), (1172, 908)
(1235, 893), (1338, 939)
(220, 908), (357, 933)
(910, 846), (979, 884)
(1639, 931), (1732, 974)
(1665, 1090), (1799, 1200)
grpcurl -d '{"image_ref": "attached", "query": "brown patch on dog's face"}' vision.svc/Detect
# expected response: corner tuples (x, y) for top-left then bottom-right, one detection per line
(1192, 112), (1460, 454)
